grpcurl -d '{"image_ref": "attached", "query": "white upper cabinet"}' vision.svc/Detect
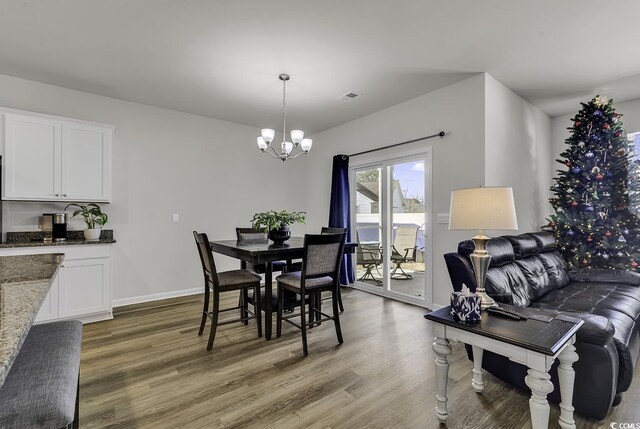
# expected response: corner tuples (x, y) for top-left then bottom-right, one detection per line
(2, 110), (113, 202)
(62, 122), (112, 201)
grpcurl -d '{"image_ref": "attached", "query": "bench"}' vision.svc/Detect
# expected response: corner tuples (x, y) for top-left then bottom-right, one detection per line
(0, 320), (83, 429)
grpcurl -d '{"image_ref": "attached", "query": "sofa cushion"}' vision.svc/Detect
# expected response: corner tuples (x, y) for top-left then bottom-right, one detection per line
(458, 237), (515, 267)
(515, 256), (551, 300)
(537, 251), (570, 289)
(529, 231), (556, 252)
(569, 269), (640, 286)
(508, 234), (539, 259)
(485, 263), (531, 307)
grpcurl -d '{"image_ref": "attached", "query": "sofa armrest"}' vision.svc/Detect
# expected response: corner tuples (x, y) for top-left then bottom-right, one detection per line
(569, 268), (640, 286)
(574, 313), (616, 347)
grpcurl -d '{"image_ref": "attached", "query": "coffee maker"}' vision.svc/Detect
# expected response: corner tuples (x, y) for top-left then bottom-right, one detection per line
(38, 213), (68, 243)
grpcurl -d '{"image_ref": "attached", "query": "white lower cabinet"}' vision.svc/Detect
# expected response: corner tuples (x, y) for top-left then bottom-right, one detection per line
(0, 245), (113, 324)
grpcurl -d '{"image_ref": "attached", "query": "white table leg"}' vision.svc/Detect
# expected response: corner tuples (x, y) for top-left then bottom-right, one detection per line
(433, 337), (452, 423)
(471, 345), (485, 392)
(525, 368), (554, 429)
(557, 343), (579, 429)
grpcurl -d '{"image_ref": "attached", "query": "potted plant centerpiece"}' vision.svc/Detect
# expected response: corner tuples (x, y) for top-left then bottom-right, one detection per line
(65, 203), (109, 241)
(251, 210), (305, 246)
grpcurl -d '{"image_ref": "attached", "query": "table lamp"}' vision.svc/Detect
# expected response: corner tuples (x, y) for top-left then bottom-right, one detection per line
(448, 187), (518, 309)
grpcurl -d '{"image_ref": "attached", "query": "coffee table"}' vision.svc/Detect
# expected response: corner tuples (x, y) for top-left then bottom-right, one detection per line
(424, 305), (583, 429)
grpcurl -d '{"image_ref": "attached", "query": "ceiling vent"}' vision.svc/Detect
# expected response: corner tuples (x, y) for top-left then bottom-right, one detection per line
(337, 91), (361, 102)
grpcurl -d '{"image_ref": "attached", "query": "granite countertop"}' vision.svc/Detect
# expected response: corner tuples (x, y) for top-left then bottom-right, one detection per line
(0, 230), (116, 248)
(0, 253), (64, 387)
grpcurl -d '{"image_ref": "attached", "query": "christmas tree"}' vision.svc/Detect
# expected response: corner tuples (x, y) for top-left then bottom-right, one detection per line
(548, 95), (640, 271)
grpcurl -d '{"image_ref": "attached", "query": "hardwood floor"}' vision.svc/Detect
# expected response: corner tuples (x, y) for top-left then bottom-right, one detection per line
(81, 289), (639, 428)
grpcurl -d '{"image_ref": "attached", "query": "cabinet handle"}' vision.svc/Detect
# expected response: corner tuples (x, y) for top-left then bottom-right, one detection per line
(63, 194), (67, 197)
(55, 193), (59, 197)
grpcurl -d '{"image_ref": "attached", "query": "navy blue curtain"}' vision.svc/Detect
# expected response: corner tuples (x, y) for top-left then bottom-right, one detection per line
(329, 155), (355, 285)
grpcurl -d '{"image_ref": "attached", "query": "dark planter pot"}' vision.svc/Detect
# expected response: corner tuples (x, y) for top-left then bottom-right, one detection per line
(268, 225), (291, 246)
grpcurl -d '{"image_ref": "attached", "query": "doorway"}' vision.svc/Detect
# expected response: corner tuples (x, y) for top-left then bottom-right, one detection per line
(350, 149), (432, 308)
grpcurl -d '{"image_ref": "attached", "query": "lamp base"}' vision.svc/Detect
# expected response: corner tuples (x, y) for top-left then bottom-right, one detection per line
(470, 231), (498, 310)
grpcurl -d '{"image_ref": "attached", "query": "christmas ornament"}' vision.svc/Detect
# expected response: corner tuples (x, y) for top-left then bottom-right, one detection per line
(582, 258), (589, 265)
(605, 231), (612, 237)
(632, 261), (639, 269)
(615, 131), (623, 137)
(586, 151), (594, 158)
(591, 166), (601, 174)
(624, 229), (630, 234)
(571, 201), (578, 207)
(575, 121), (582, 127)
(585, 205), (594, 212)
(619, 235), (627, 243)
(572, 167), (581, 174)
(594, 110), (603, 117)
(565, 161), (572, 167)
(603, 123), (610, 130)
(595, 174), (604, 181)
(587, 236), (593, 243)
(603, 254), (610, 260)
(566, 187), (573, 193)
(567, 230), (575, 236)
(578, 142), (585, 148)
(594, 95), (609, 107)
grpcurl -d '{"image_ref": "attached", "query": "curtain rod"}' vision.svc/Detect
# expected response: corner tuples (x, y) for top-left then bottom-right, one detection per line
(342, 131), (445, 159)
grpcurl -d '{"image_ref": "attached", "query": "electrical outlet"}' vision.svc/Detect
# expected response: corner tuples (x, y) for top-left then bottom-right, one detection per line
(172, 214), (180, 223)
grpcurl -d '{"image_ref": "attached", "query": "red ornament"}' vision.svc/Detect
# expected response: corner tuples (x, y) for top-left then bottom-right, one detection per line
(571, 201), (578, 207)
(575, 121), (582, 126)
(582, 258), (589, 265)
(565, 161), (572, 167)
(605, 231), (612, 237)
(632, 261), (639, 269)
(595, 174), (604, 181)
(615, 131), (622, 137)
(603, 123), (610, 129)
(587, 236), (593, 243)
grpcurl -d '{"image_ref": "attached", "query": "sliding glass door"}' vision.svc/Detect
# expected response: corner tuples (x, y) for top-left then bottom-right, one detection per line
(350, 149), (432, 308)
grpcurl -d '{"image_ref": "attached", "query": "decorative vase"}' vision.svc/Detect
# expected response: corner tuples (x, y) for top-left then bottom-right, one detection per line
(84, 228), (102, 241)
(268, 225), (291, 246)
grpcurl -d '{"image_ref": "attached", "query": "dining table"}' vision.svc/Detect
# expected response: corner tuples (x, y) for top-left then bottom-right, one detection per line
(209, 237), (356, 340)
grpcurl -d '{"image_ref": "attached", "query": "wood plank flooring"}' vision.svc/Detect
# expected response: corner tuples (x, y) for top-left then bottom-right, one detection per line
(80, 289), (640, 428)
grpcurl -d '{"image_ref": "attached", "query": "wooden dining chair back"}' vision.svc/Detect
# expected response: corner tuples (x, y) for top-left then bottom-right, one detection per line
(276, 232), (347, 356)
(320, 226), (347, 310)
(193, 231), (262, 351)
(236, 227), (268, 241)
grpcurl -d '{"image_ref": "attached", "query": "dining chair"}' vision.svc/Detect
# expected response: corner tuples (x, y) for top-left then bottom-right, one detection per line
(321, 227), (347, 311)
(193, 231), (262, 351)
(276, 232), (346, 356)
(390, 225), (419, 279)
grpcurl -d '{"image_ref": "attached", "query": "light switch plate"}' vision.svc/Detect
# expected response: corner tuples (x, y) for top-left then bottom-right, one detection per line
(172, 214), (180, 223)
(436, 213), (449, 224)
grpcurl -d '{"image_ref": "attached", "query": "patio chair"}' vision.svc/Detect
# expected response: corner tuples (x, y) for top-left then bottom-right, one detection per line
(356, 231), (383, 285)
(390, 225), (418, 279)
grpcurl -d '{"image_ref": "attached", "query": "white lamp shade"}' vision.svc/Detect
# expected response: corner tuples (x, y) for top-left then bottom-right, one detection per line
(300, 138), (312, 152)
(257, 137), (268, 150)
(291, 130), (304, 144)
(448, 187), (518, 231)
(282, 141), (293, 155)
(261, 128), (275, 144)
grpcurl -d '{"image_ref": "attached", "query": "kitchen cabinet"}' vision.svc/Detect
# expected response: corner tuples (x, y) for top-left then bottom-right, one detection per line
(0, 245), (113, 324)
(2, 110), (113, 202)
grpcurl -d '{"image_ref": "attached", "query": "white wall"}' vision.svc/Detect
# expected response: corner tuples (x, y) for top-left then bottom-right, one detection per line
(298, 74), (487, 307)
(484, 74), (553, 231)
(0, 73), (307, 304)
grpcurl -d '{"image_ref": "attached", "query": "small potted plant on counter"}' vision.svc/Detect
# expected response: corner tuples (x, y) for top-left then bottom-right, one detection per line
(251, 210), (305, 246)
(65, 203), (109, 241)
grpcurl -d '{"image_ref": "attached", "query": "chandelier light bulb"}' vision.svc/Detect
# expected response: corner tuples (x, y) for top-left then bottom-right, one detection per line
(282, 141), (294, 156)
(291, 130), (304, 145)
(257, 137), (268, 151)
(261, 128), (275, 144)
(300, 138), (313, 152)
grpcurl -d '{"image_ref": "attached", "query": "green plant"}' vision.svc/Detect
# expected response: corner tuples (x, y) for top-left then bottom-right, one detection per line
(251, 210), (305, 232)
(65, 203), (109, 229)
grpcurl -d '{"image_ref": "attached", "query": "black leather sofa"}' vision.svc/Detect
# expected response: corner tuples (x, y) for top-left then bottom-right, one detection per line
(444, 231), (640, 420)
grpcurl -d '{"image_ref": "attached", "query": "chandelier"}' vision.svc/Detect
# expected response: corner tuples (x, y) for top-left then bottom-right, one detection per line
(256, 73), (312, 161)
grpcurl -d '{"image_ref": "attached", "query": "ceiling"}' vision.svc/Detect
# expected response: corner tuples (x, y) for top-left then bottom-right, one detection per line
(0, 1), (639, 134)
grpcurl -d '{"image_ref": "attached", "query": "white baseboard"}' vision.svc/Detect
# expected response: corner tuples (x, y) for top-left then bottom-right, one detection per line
(431, 303), (444, 310)
(113, 287), (201, 308)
